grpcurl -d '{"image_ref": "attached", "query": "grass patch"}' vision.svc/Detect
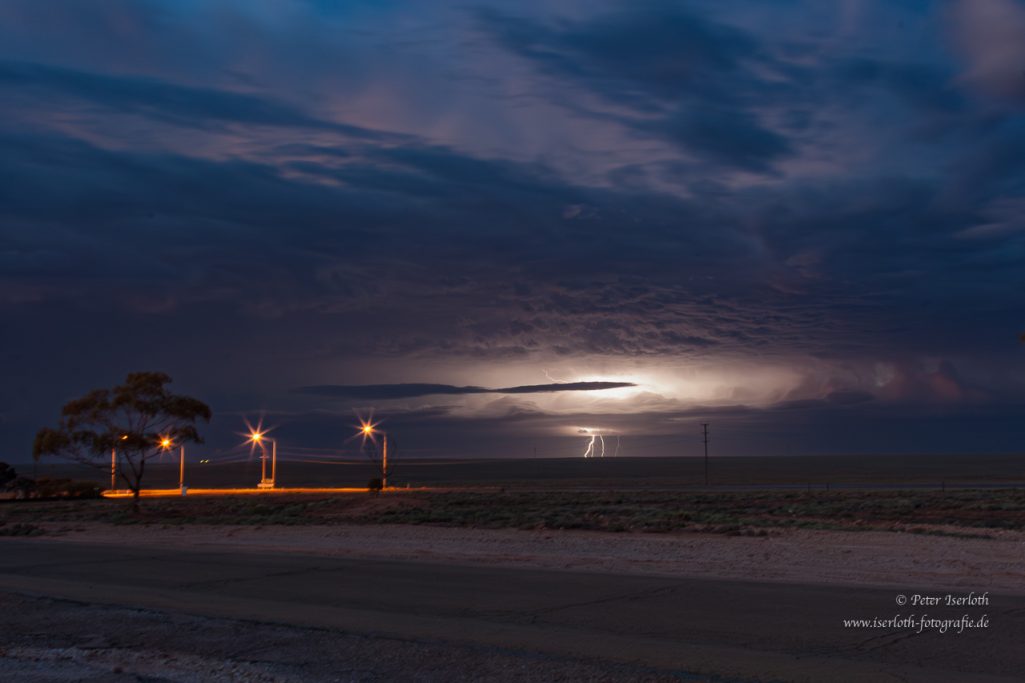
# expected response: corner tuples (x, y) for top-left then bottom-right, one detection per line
(1, 489), (1023, 537)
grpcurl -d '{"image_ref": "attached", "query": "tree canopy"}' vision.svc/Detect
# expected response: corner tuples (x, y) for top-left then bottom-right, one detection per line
(33, 372), (211, 507)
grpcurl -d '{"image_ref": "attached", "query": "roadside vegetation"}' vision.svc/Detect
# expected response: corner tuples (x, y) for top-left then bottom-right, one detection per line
(1, 461), (102, 501)
(2, 489), (1024, 537)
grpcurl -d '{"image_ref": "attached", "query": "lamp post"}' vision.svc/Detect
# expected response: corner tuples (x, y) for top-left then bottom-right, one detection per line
(360, 421), (388, 489)
(160, 437), (186, 493)
(111, 434), (128, 492)
(248, 430), (277, 489)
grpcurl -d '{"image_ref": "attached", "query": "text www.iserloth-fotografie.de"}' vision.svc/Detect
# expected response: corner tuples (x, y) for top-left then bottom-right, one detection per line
(842, 593), (991, 633)
(842, 614), (990, 634)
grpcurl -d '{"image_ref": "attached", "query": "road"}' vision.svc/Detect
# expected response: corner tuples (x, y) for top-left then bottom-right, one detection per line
(1, 539), (1022, 682)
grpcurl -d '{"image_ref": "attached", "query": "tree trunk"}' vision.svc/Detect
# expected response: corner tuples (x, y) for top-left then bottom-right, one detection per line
(132, 457), (145, 514)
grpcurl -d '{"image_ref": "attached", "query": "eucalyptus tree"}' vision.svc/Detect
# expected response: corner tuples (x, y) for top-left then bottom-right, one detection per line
(34, 372), (211, 510)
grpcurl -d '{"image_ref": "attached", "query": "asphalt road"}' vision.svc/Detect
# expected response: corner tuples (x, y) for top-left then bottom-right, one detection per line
(1, 539), (1022, 682)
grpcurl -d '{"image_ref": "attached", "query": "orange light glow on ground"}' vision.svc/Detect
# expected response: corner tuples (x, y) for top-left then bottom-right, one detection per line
(101, 486), (427, 498)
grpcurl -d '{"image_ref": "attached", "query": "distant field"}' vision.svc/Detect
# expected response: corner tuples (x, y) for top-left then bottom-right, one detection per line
(4, 488), (1025, 537)
(24, 452), (1025, 490)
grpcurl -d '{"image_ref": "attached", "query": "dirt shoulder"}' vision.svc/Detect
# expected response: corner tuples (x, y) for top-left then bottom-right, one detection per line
(22, 520), (1025, 595)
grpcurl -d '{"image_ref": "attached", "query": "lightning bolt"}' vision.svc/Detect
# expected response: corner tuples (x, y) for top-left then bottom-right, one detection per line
(583, 431), (596, 458)
(581, 428), (611, 458)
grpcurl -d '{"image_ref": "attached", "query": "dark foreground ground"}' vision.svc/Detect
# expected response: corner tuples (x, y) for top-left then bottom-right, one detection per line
(2, 539), (1022, 683)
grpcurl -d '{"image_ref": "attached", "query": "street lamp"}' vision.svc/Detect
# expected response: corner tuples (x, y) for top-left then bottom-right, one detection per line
(358, 419), (389, 489)
(159, 436), (186, 493)
(248, 429), (277, 489)
(111, 433), (128, 492)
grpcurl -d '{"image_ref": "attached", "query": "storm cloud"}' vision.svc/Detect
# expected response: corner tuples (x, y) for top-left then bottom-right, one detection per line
(2, 0), (1024, 459)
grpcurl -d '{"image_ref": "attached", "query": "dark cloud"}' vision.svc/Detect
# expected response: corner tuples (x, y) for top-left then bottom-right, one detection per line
(295, 381), (636, 399)
(477, 4), (760, 107)
(0, 60), (399, 140)
(477, 4), (794, 170)
(645, 105), (791, 172)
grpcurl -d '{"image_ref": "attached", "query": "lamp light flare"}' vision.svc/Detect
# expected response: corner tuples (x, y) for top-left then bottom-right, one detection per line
(159, 437), (173, 450)
(241, 417), (274, 450)
(355, 413), (380, 445)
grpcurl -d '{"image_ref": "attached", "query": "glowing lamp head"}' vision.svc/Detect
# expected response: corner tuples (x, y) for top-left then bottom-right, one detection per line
(159, 437), (172, 450)
(249, 431), (264, 444)
(356, 418), (380, 442)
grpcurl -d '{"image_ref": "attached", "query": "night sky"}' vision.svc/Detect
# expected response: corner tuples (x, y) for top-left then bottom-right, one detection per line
(3, 0), (1025, 462)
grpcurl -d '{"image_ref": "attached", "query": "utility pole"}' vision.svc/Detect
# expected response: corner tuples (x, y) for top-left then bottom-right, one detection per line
(111, 447), (116, 492)
(702, 423), (710, 487)
(382, 434), (388, 489)
(271, 438), (277, 487)
(179, 445), (186, 492)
